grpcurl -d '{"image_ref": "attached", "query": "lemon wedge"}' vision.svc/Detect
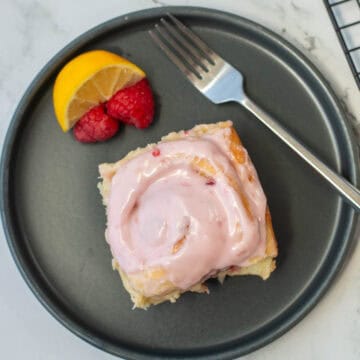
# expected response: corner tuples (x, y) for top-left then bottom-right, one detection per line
(53, 50), (145, 131)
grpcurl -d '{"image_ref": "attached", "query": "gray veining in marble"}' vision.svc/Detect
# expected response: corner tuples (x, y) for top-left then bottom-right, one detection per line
(0, 1), (359, 359)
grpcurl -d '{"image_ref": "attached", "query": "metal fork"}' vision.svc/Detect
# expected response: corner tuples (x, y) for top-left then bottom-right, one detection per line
(149, 14), (360, 211)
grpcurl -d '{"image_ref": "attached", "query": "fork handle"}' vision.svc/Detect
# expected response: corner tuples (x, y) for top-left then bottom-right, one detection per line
(241, 96), (360, 211)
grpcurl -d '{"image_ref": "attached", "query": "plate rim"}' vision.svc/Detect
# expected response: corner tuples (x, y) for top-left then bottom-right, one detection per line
(1, 6), (359, 360)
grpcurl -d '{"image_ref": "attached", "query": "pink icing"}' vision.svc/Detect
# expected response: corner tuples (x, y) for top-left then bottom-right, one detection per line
(105, 126), (267, 294)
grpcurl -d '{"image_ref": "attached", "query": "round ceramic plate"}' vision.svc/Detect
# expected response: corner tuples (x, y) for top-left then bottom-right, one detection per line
(1, 6), (359, 360)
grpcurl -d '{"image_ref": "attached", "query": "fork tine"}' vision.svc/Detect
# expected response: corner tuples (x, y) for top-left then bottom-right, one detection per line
(160, 18), (210, 70)
(148, 30), (199, 81)
(153, 23), (204, 78)
(167, 13), (217, 64)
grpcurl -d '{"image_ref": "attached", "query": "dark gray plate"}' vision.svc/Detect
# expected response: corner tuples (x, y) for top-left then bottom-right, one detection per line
(1, 6), (359, 360)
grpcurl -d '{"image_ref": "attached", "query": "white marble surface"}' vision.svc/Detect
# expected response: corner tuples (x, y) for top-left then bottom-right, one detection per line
(0, 0), (359, 359)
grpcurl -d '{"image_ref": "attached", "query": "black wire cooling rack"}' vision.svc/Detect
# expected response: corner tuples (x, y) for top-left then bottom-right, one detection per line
(324, 0), (360, 89)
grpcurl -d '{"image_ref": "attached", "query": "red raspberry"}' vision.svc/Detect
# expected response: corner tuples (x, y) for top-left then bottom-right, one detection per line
(73, 104), (119, 143)
(106, 79), (154, 128)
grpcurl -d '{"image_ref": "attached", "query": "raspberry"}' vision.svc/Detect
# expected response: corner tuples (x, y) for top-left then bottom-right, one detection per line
(73, 104), (119, 143)
(106, 79), (154, 128)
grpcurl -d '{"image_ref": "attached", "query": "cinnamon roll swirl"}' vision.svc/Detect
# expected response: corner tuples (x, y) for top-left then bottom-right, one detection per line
(99, 121), (277, 309)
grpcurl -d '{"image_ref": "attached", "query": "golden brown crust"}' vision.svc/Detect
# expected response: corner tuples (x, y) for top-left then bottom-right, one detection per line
(99, 121), (278, 309)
